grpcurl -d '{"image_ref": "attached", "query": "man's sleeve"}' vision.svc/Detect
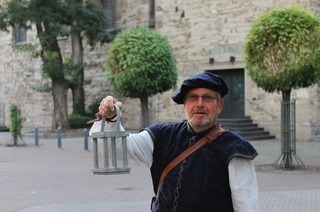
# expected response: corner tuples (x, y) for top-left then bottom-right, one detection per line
(228, 157), (260, 212)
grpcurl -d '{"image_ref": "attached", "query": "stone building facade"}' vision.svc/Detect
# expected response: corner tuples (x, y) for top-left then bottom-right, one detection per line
(0, 0), (319, 141)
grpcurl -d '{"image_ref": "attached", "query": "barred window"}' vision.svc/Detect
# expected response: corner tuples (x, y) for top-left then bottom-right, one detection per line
(101, 0), (116, 30)
(13, 26), (27, 44)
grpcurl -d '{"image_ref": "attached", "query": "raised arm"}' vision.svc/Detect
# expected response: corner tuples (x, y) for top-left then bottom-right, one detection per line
(89, 96), (154, 167)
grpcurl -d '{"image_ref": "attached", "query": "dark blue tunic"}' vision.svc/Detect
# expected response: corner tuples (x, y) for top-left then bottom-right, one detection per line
(145, 121), (258, 212)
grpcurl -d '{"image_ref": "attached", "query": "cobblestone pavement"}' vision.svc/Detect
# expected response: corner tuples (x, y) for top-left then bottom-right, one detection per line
(0, 131), (319, 212)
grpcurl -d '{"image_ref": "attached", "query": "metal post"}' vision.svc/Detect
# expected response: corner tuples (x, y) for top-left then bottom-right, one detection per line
(34, 127), (39, 147)
(103, 138), (109, 169)
(57, 127), (62, 150)
(273, 99), (304, 169)
(93, 138), (99, 169)
(122, 137), (128, 168)
(84, 128), (89, 152)
(111, 137), (117, 168)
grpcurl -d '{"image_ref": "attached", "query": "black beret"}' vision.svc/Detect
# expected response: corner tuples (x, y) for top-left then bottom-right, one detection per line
(172, 72), (228, 104)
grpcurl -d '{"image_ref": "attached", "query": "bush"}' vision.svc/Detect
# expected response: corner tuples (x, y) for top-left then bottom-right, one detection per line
(68, 114), (92, 129)
(9, 104), (23, 135)
(87, 101), (101, 117)
(0, 125), (9, 132)
(9, 104), (23, 145)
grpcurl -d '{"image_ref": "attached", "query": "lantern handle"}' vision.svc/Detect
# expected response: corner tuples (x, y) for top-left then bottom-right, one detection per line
(114, 104), (121, 132)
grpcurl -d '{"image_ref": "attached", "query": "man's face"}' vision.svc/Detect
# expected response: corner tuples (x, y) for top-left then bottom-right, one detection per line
(184, 88), (224, 133)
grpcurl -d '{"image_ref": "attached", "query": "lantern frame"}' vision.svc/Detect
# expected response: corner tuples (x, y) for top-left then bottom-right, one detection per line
(90, 105), (131, 175)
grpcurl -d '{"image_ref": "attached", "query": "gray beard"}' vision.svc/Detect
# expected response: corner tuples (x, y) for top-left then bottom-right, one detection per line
(189, 118), (213, 133)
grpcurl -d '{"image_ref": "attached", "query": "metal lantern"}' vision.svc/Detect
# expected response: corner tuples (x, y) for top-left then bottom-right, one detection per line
(90, 105), (131, 175)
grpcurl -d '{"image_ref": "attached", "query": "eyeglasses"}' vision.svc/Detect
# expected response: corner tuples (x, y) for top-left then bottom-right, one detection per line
(185, 94), (220, 103)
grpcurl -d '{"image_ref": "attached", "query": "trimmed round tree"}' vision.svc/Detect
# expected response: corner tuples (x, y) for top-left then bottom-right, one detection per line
(105, 26), (177, 127)
(244, 6), (320, 168)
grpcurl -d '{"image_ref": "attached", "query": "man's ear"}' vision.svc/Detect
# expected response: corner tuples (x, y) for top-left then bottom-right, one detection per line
(218, 99), (224, 114)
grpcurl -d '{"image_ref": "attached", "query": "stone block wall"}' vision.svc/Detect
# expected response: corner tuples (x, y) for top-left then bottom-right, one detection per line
(0, 0), (319, 141)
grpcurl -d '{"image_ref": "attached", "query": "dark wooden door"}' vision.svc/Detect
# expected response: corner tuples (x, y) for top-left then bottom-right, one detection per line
(209, 69), (245, 118)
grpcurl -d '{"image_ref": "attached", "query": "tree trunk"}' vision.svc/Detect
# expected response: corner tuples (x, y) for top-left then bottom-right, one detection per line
(281, 90), (291, 168)
(52, 78), (69, 129)
(36, 23), (69, 130)
(13, 133), (18, 146)
(140, 95), (150, 128)
(70, 29), (85, 115)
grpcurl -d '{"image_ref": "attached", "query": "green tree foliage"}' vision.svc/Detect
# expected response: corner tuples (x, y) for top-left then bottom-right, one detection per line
(64, 0), (119, 115)
(244, 6), (320, 94)
(65, 0), (119, 46)
(106, 26), (177, 127)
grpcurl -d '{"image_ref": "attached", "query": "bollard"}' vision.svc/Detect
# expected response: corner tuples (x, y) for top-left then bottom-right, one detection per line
(34, 127), (39, 147)
(57, 127), (62, 150)
(84, 128), (89, 152)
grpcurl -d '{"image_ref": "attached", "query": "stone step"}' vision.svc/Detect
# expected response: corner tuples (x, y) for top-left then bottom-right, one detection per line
(218, 117), (275, 141)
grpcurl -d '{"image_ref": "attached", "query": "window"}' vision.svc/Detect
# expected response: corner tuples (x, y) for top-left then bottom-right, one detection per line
(149, 0), (155, 28)
(101, 0), (116, 30)
(13, 26), (27, 44)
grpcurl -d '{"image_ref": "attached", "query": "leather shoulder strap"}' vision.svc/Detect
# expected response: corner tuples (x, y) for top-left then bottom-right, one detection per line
(156, 125), (228, 192)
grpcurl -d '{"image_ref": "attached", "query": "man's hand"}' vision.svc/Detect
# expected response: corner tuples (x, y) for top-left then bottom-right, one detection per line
(98, 95), (123, 119)
(87, 96), (122, 124)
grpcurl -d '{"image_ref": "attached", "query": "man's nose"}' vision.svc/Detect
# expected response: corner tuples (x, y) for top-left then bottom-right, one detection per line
(196, 97), (205, 105)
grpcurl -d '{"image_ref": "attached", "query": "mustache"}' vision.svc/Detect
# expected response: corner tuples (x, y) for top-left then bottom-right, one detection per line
(192, 110), (207, 114)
